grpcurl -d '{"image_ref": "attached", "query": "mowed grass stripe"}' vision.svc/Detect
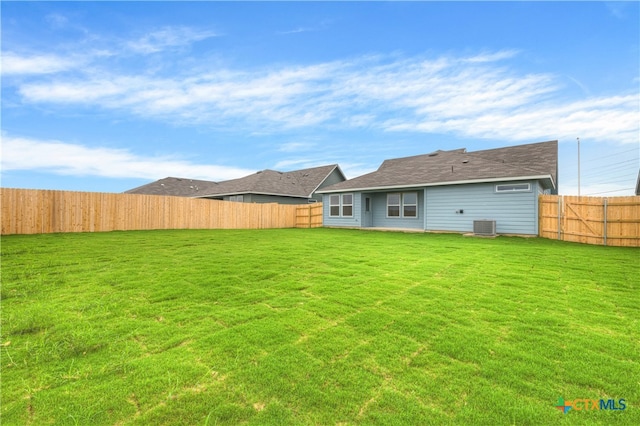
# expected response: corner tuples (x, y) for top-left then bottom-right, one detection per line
(1, 228), (638, 425)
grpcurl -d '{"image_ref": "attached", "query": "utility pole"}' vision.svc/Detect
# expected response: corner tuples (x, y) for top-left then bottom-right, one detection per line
(577, 137), (581, 196)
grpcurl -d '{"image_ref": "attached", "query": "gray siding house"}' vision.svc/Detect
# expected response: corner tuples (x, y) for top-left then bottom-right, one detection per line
(317, 140), (558, 235)
(126, 164), (345, 205)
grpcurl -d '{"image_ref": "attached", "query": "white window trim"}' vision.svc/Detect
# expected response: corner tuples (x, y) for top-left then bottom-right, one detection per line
(495, 183), (531, 193)
(403, 192), (418, 218)
(387, 192), (418, 219)
(329, 193), (353, 218)
(329, 195), (340, 217)
(341, 193), (353, 217)
(387, 193), (401, 218)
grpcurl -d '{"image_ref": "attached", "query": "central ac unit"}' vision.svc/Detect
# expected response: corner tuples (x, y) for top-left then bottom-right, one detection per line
(473, 220), (496, 236)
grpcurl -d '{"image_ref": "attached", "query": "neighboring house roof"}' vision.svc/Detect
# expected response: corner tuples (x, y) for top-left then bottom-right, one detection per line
(636, 169), (640, 196)
(125, 177), (220, 197)
(197, 164), (344, 199)
(317, 140), (558, 193)
(125, 164), (345, 199)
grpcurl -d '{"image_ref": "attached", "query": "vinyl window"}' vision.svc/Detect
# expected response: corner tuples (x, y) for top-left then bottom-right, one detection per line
(387, 193), (401, 217)
(403, 192), (417, 217)
(387, 192), (418, 218)
(495, 183), (530, 193)
(342, 194), (353, 217)
(329, 195), (340, 217)
(329, 194), (353, 217)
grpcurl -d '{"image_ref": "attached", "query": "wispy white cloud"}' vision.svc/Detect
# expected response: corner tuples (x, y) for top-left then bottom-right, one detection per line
(605, 2), (629, 20)
(385, 94), (639, 144)
(277, 18), (332, 35)
(272, 158), (317, 169)
(566, 75), (592, 97)
(8, 49), (640, 144)
(278, 142), (317, 153)
(1, 134), (255, 181)
(19, 77), (127, 102)
(45, 13), (69, 30)
(1, 52), (80, 75)
(278, 27), (315, 35)
(463, 49), (520, 63)
(2, 25), (215, 76)
(338, 162), (377, 181)
(126, 26), (217, 54)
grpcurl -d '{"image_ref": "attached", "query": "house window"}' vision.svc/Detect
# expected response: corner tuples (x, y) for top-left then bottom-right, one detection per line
(329, 194), (353, 217)
(387, 193), (401, 217)
(403, 192), (417, 217)
(342, 194), (353, 217)
(330, 195), (340, 217)
(496, 183), (531, 193)
(387, 192), (418, 218)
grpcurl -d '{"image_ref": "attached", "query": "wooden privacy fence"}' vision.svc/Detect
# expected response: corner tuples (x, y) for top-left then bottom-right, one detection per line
(296, 203), (323, 228)
(1, 188), (323, 235)
(539, 195), (640, 247)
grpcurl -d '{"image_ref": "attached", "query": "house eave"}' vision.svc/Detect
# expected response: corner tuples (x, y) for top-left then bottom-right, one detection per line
(316, 175), (555, 194)
(193, 191), (312, 199)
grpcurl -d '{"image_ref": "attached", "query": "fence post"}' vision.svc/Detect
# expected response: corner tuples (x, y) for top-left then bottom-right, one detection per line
(603, 198), (608, 246)
(557, 196), (562, 241)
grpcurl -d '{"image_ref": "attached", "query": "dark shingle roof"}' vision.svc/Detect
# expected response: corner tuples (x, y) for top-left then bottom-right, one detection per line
(318, 140), (558, 193)
(125, 177), (219, 196)
(125, 164), (343, 199)
(198, 164), (342, 199)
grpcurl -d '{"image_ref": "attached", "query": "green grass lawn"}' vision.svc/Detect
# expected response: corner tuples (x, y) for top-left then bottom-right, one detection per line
(1, 228), (638, 425)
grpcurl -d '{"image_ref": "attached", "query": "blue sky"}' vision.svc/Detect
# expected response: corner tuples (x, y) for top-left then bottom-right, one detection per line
(2, 1), (639, 195)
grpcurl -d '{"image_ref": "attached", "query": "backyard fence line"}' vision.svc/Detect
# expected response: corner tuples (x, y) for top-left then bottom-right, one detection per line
(539, 195), (640, 247)
(296, 203), (323, 228)
(1, 188), (323, 235)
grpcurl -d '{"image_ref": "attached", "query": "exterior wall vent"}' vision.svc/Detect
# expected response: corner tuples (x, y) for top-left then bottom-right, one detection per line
(473, 220), (496, 236)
